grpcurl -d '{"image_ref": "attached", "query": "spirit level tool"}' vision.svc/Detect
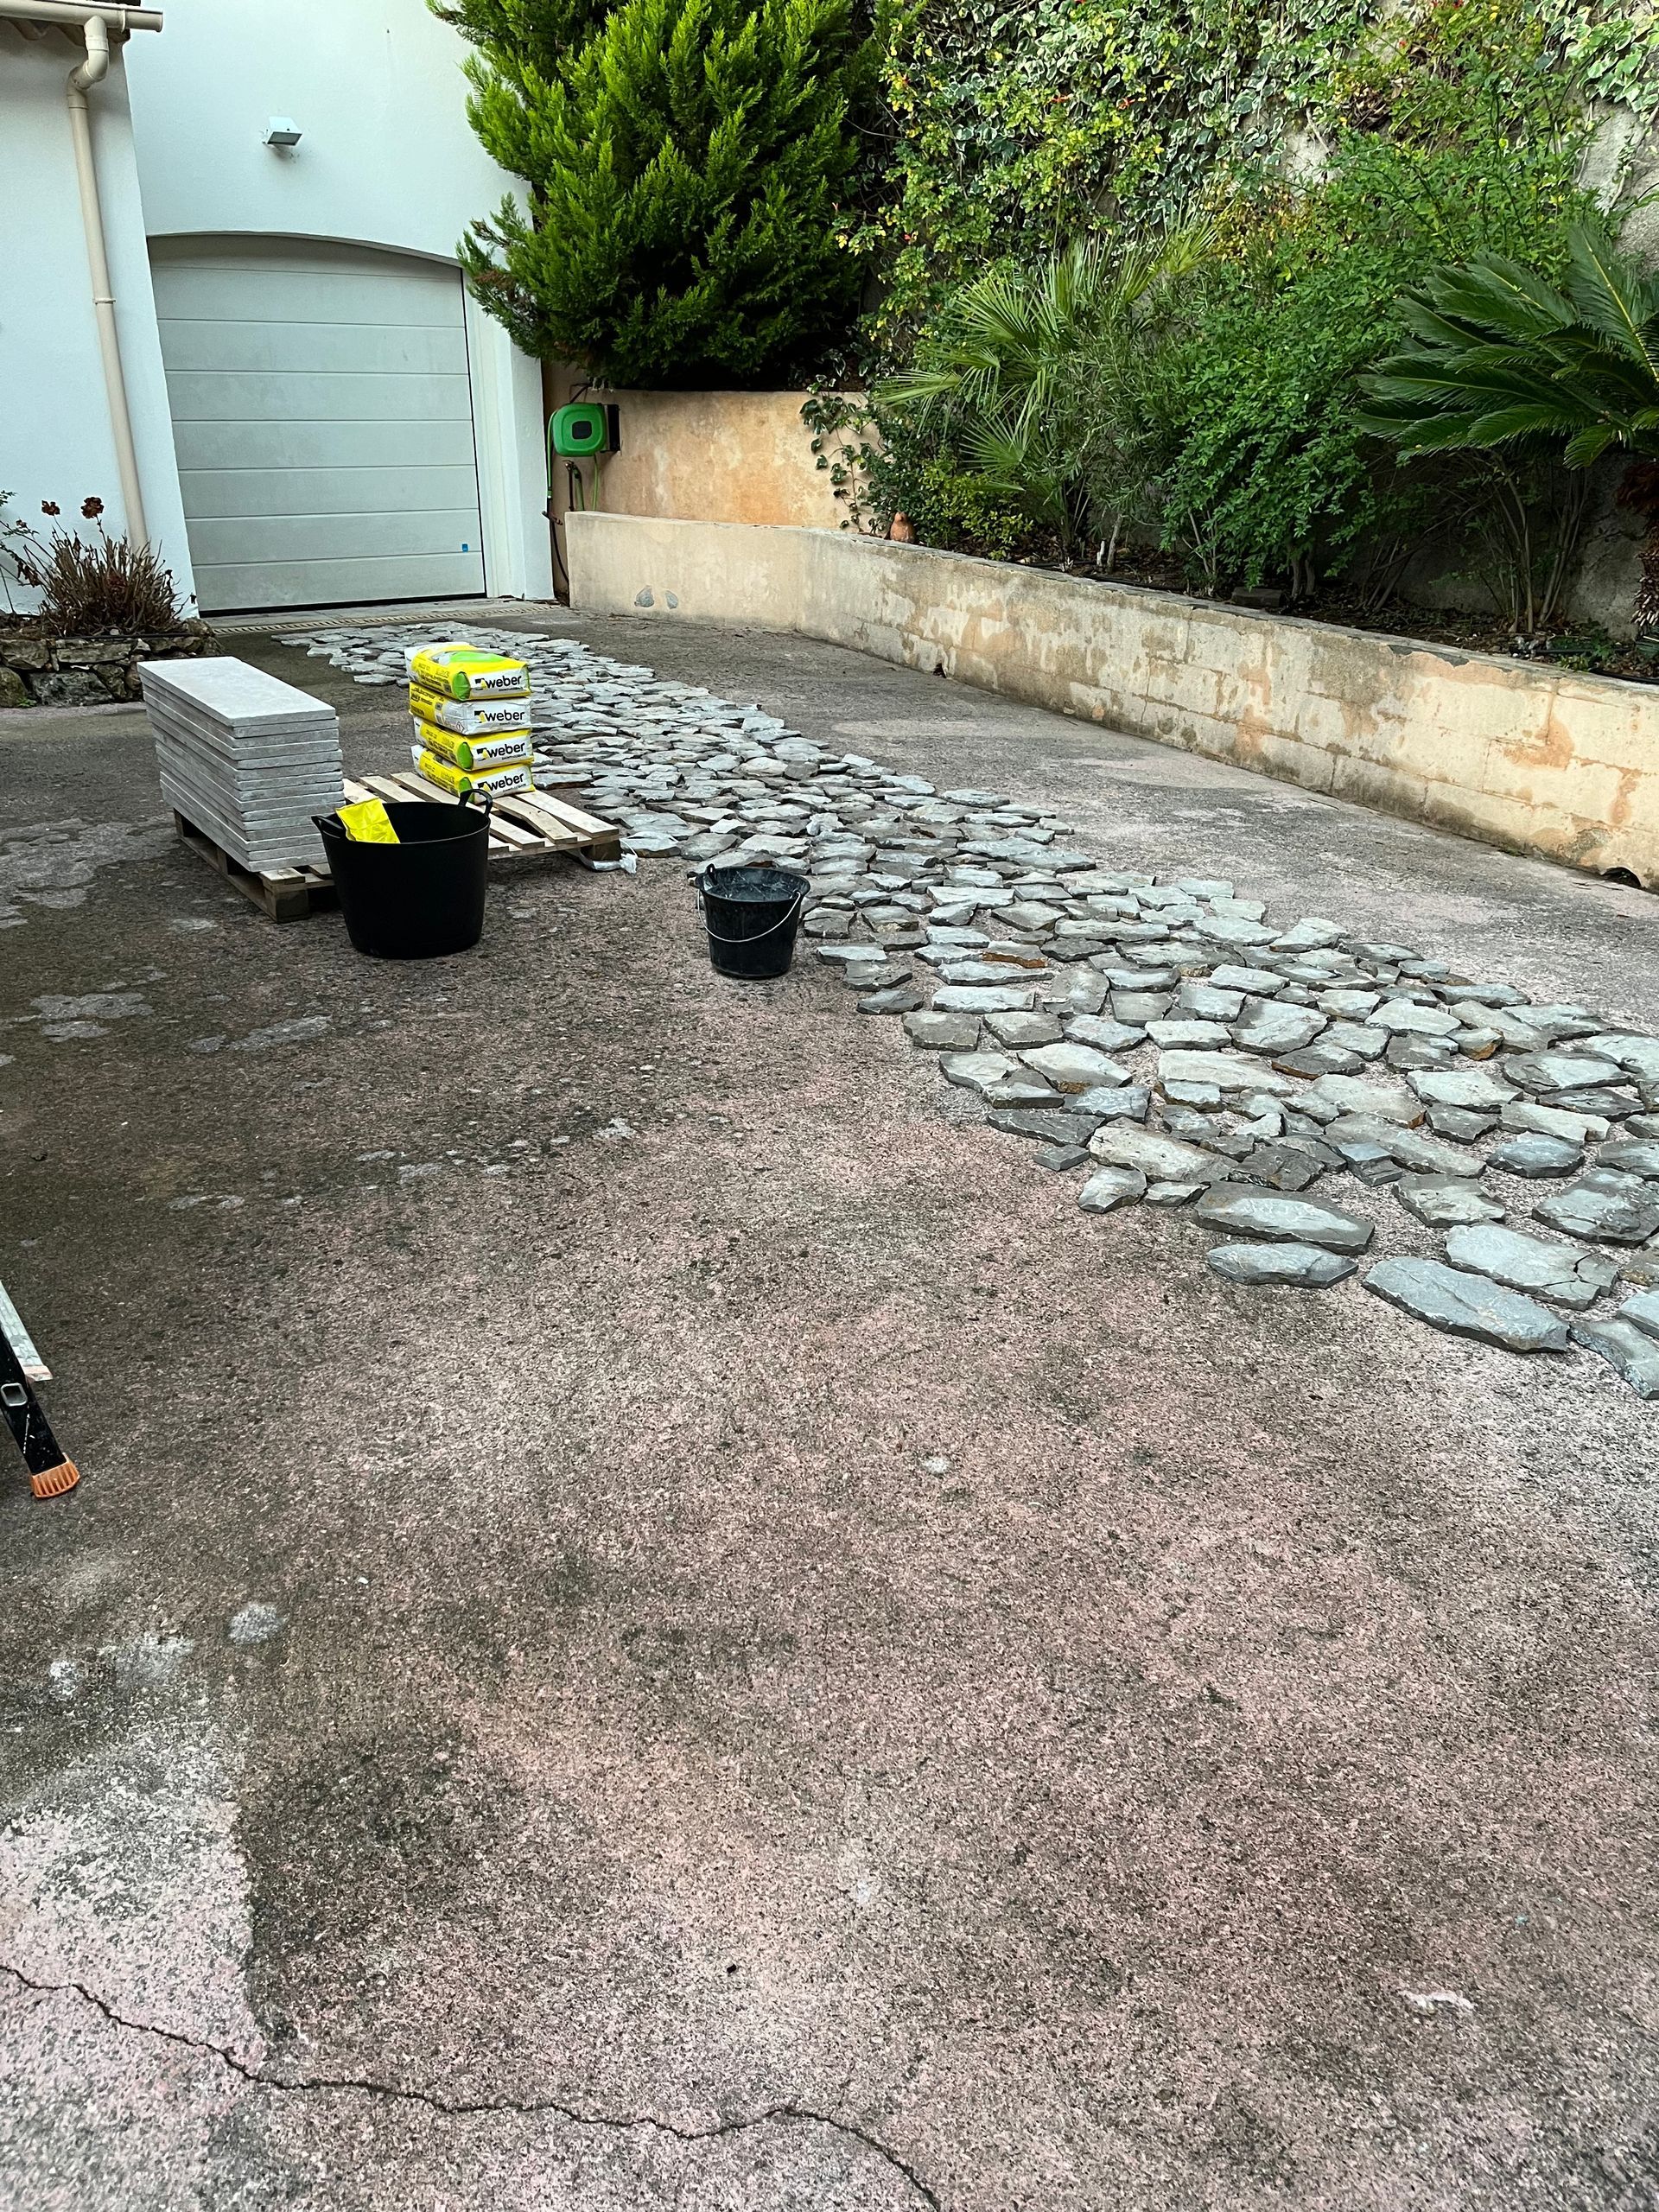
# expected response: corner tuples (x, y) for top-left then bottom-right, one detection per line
(0, 1330), (79, 1500)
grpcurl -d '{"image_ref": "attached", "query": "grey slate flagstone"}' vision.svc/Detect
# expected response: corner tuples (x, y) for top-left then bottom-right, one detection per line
(1597, 1140), (1659, 1179)
(1443, 1224), (1618, 1309)
(988, 1106), (1103, 1145)
(1230, 1003), (1328, 1054)
(1363, 1257), (1571, 1351)
(1020, 1041), (1129, 1090)
(1395, 1176), (1506, 1228)
(1205, 1242), (1356, 1286)
(1408, 1066), (1516, 1111)
(1502, 1051), (1624, 1094)
(1086, 1124), (1232, 1183)
(1192, 1187), (1374, 1252)
(904, 1011), (981, 1050)
(1534, 1176), (1659, 1243)
(1488, 1133), (1584, 1179)
(1569, 1317), (1659, 1395)
(933, 984), (1043, 1012)
(1499, 1099), (1609, 1144)
(1077, 1165), (1147, 1212)
(1617, 1287), (1659, 1339)
(1157, 1049), (1297, 1095)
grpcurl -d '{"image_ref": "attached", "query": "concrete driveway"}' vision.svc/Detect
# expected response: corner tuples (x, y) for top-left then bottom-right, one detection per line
(1, 607), (1655, 2211)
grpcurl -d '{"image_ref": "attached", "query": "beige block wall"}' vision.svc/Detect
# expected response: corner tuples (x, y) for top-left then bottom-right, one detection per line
(567, 511), (1659, 887)
(547, 386), (848, 532)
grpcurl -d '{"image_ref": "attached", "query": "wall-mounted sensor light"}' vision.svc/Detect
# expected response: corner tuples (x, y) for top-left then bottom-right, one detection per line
(264, 118), (302, 148)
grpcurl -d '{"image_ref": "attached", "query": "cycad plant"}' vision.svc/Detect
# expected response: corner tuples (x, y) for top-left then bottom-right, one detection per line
(1360, 223), (1659, 631)
(876, 223), (1211, 560)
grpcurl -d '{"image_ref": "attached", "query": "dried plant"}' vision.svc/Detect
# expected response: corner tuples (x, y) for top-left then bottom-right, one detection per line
(2, 496), (188, 633)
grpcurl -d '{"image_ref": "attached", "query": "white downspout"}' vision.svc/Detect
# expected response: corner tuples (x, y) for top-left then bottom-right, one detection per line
(64, 8), (149, 542)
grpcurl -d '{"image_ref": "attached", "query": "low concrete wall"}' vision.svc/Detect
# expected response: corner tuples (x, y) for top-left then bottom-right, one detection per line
(568, 511), (1659, 887)
(554, 389), (845, 531)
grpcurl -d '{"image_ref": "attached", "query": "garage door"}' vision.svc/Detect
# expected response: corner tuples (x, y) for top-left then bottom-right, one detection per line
(150, 237), (487, 613)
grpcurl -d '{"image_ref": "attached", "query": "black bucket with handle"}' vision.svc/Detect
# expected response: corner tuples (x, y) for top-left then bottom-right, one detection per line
(315, 795), (490, 959)
(696, 863), (808, 980)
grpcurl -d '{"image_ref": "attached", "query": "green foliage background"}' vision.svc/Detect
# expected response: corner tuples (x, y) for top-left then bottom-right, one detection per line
(854, 0), (1659, 357)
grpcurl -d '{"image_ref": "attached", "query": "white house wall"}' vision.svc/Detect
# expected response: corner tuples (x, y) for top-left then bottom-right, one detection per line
(124, 0), (552, 602)
(0, 25), (196, 615)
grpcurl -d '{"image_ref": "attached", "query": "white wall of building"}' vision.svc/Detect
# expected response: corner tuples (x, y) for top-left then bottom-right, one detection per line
(125, 0), (552, 602)
(0, 22), (196, 616)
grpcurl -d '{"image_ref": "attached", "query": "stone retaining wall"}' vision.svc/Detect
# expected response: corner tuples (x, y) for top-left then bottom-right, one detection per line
(0, 623), (217, 709)
(567, 511), (1659, 889)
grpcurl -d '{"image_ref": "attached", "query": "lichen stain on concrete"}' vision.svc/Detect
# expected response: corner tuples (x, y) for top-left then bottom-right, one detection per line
(0, 817), (176, 928)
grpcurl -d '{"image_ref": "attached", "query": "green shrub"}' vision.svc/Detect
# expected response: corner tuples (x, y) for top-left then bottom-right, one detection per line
(1147, 0), (1598, 596)
(453, 0), (872, 386)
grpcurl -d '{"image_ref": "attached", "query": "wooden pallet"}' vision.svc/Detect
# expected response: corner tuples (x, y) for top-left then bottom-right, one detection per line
(174, 774), (621, 923)
(173, 810), (337, 923)
(341, 772), (622, 868)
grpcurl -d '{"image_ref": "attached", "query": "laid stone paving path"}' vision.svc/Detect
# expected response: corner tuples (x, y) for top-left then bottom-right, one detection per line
(283, 622), (1659, 1399)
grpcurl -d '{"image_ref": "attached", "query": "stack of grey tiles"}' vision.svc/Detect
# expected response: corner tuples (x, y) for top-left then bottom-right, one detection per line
(140, 656), (344, 872)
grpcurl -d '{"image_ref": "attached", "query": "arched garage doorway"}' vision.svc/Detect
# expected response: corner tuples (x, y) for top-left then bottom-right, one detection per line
(149, 235), (487, 613)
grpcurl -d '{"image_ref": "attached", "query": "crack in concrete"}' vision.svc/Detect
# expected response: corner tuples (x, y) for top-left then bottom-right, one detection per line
(0, 1963), (941, 2208)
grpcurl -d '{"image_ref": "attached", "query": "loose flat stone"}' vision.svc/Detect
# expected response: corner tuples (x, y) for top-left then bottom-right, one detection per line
(1616, 1287), (1659, 1339)
(1580, 1033), (1659, 1085)
(1444, 1224), (1618, 1309)
(988, 1107), (1101, 1146)
(1535, 1177), (1659, 1244)
(1073, 1084), (1150, 1121)
(1146, 1180), (1204, 1205)
(1300, 1076), (1422, 1126)
(1034, 1141), (1090, 1172)
(1409, 1067), (1516, 1112)
(936, 958), (1049, 987)
(1319, 988), (1382, 1019)
(984, 1009), (1064, 1047)
(1231, 1004), (1327, 1054)
(1395, 1175), (1506, 1227)
(1272, 1043), (1362, 1077)
(1570, 1317), (1659, 1395)
(1503, 1051), (1624, 1094)
(1206, 1241), (1356, 1286)
(1192, 1187), (1373, 1252)
(1321, 1021), (1389, 1061)
(982, 1072), (1063, 1107)
(1147, 1018), (1232, 1047)
(1387, 1034), (1459, 1071)
(904, 1010), (981, 1050)
(859, 983), (925, 1014)
(1426, 1105), (1497, 1143)
(1499, 1099), (1609, 1145)
(933, 985), (1041, 1012)
(1370, 999), (1462, 1037)
(1177, 982), (1245, 1020)
(1599, 1140), (1659, 1179)
(1065, 1014), (1145, 1052)
(1086, 1125), (1231, 1183)
(1210, 964), (1285, 995)
(942, 1048), (1021, 1092)
(1021, 1041), (1128, 1091)
(1364, 1257), (1570, 1351)
(1077, 1165), (1147, 1212)
(1157, 1049), (1296, 1096)
(1113, 991), (1173, 1024)
(1271, 918), (1344, 952)
(1488, 1134), (1583, 1179)
(1236, 1141), (1328, 1192)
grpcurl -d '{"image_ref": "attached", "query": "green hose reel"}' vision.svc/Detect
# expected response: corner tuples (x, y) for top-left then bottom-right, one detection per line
(549, 402), (620, 461)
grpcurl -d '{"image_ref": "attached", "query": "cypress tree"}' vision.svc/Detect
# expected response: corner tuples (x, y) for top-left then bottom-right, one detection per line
(449, 0), (869, 387)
